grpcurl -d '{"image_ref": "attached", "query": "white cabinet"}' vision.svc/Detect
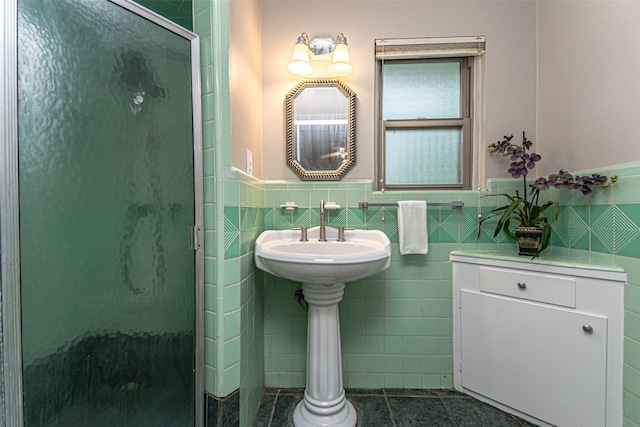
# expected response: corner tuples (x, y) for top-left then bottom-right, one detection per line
(451, 252), (626, 427)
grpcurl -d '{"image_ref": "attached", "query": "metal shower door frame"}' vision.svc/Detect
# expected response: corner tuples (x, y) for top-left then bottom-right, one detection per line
(0, 1), (205, 425)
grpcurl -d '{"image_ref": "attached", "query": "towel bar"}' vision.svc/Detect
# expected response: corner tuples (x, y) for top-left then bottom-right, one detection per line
(358, 200), (464, 210)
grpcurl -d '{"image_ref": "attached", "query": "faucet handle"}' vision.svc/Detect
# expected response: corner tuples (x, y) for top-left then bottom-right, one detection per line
(337, 227), (355, 242)
(291, 227), (308, 241)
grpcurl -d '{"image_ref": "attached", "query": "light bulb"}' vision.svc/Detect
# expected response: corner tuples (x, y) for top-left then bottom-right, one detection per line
(288, 60), (313, 76)
(288, 41), (313, 76)
(328, 43), (352, 76)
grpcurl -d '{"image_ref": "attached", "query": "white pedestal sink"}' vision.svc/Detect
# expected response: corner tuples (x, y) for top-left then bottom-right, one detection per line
(255, 226), (392, 427)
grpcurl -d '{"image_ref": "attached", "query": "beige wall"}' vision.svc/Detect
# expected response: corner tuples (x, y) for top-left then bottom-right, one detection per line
(260, 1), (538, 181)
(537, 1), (640, 175)
(230, 0), (263, 178)
(230, 1), (638, 182)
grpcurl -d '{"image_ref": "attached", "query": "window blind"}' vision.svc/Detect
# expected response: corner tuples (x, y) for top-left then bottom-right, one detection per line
(375, 36), (485, 60)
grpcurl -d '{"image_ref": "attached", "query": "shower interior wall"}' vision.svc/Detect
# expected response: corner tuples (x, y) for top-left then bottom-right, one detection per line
(134, 0), (193, 30)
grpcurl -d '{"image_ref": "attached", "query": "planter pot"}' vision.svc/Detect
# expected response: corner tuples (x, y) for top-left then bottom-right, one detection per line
(515, 226), (543, 256)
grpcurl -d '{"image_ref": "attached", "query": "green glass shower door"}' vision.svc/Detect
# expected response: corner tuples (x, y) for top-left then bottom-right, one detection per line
(18, 0), (197, 425)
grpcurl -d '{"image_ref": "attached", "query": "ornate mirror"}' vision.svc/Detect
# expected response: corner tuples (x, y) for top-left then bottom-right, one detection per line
(286, 78), (356, 180)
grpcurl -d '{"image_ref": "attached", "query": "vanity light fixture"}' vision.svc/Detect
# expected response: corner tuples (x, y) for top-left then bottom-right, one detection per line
(287, 32), (353, 77)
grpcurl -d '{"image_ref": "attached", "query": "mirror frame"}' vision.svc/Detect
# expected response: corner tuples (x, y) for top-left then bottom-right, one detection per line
(286, 78), (356, 180)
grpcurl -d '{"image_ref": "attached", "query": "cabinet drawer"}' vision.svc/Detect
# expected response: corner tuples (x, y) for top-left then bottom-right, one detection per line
(478, 267), (576, 308)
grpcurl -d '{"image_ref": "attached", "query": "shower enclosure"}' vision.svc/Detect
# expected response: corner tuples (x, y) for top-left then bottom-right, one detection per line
(1, 0), (203, 425)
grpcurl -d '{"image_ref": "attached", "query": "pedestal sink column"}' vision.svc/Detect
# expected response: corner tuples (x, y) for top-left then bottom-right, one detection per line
(293, 282), (357, 427)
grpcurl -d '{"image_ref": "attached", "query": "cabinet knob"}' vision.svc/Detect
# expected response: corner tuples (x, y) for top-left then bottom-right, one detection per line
(582, 325), (593, 333)
(517, 282), (526, 289)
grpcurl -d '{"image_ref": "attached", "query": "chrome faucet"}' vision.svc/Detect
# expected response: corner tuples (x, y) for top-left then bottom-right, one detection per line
(319, 200), (327, 241)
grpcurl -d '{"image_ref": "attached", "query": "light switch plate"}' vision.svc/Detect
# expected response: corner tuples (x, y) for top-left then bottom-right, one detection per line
(246, 149), (253, 176)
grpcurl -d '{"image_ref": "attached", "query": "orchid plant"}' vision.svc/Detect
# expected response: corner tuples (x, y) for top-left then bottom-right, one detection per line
(480, 132), (614, 254)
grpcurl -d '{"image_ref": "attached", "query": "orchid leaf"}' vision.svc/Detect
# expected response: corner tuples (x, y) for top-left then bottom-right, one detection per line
(502, 220), (517, 240)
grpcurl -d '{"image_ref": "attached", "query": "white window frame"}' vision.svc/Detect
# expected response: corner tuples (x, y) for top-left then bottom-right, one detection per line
(374, 36), (486, 191)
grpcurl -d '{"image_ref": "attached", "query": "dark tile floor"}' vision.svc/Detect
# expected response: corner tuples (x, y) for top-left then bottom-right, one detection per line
(253, 388), (539, 427)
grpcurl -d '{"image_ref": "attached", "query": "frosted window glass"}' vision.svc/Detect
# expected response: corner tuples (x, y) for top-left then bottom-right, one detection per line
(385, 128), (462, 185)
(383, 61), (461, 119)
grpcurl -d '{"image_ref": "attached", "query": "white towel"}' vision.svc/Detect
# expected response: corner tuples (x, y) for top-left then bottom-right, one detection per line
(398, 201), (428, 255)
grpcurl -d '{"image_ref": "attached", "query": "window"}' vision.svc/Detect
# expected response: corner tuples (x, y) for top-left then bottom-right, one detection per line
(375, 37), (485, 190)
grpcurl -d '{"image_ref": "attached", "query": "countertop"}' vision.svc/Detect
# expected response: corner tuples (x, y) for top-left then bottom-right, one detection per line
(450, 250), (627, 281)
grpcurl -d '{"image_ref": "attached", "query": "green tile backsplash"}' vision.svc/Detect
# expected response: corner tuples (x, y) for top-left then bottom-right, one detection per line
(262, 182), (487, 390)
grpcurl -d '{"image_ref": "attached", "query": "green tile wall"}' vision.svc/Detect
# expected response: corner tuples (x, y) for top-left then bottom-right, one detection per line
(195, 0), (239, 407)
(543, 162), (640, 426)
(194, 0), (264, 423)
(262, 181), (514, 389)
(193, 0), (218, 398)
(259, 163), (640, 426)
(226, 169), (265, 426)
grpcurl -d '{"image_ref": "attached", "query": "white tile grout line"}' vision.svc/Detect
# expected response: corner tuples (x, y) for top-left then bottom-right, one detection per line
(382, 389), (398, 427)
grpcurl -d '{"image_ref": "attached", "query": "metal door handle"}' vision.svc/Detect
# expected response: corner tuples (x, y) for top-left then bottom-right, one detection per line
(583, 325), (593, 333)
(517, 282), (526, 289)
